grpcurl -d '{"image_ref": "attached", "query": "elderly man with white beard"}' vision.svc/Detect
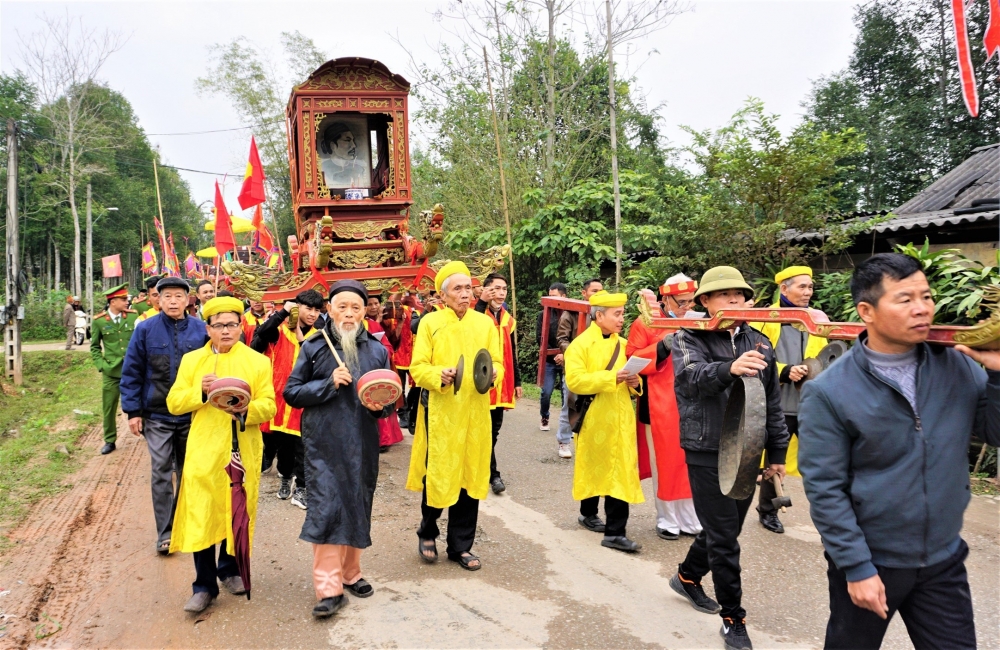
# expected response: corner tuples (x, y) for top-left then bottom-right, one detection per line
(283, 280), (396, 619)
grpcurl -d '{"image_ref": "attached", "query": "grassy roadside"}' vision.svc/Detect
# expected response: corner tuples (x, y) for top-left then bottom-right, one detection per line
(0, 352), (101, 549)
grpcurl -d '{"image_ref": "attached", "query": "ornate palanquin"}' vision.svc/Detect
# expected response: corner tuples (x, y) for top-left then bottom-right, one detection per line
(223, 58), (507, 302)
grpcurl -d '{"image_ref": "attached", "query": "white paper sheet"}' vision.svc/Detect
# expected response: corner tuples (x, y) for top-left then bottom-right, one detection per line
(621, 356), (652, 376)
(371, 331), (385, 341)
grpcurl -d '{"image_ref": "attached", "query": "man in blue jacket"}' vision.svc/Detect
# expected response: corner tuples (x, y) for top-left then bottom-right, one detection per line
(799, 253), (1000, 649)
(120, 277), (209, 555)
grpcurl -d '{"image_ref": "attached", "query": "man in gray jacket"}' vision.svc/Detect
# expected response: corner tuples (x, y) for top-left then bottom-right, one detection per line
(799, 253), (1000, 649)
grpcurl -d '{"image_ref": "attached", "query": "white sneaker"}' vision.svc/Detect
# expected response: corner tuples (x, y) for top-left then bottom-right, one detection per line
(540, 418), (550, 431)
(558, 443), (572, 459)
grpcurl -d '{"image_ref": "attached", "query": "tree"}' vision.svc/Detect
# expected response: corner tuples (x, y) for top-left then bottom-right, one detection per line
(196, 31), (327, 240)
(805, 0), (1000, 212)
(17, 12), (126, 297)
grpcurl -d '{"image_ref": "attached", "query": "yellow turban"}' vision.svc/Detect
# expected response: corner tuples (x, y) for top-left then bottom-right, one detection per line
(775, 265), (813, 285)
(588, 290), (627, 308)
(202, 296), (245, 321)
(434, 260), (472, 293)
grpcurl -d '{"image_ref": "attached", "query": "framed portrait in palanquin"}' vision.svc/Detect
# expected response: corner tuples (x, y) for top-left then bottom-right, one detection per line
(316, 113), (372, 194)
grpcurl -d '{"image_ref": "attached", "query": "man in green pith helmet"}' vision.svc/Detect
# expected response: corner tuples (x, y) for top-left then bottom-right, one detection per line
(90, 283), (139, 455)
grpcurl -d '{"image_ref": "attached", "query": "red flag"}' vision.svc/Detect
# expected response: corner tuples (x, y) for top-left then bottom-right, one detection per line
(214, 181), (236, 256)
(250, 205), (274, 256)
(986, 0), (1000, 60)
(238, 137), (267, 210)
(951, 0), (980, 117)
(102, 254), (123, 278)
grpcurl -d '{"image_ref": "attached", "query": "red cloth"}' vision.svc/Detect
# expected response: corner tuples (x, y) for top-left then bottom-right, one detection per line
(102, 254), (123, 278)
(238, 137), (267, 210)
(391, 306), (413, 370)
(486, 307), (516, 409)
(265, 326), (302, 434)
(214, 181), (235, 256)
(365, 318), (404, 447)
(625, 317), (692, 501)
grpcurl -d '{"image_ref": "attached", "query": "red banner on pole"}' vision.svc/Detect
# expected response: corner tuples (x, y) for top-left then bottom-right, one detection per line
(102, 254), (123, 278)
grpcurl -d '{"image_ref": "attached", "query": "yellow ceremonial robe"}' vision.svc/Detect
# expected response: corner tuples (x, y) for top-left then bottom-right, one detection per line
(405, 307), (503, 507)
(167, 342), (276, 554)
(565, 323), (644, 504)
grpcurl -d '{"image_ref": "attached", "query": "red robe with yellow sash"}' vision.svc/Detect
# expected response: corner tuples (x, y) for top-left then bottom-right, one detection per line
(485, 305), (517, 409)
(262, 325), (303, 435)
(364, 318), (404, 447)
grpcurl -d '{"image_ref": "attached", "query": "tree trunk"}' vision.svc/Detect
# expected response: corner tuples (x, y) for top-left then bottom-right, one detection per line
(544, 0), (556, 184)
(54, 242), (61, 292)
(69, 142), (82, 298)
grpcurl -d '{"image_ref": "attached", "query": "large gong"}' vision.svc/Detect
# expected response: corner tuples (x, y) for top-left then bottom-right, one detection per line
(718, 376), (767, 500)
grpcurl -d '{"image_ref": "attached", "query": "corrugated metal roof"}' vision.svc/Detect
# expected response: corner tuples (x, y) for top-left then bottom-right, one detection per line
(788, 209), (997, 242)
(896, 143), (1000, 214)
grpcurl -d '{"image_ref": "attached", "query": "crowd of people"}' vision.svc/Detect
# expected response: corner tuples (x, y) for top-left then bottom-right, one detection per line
(81, 253), (999, 650)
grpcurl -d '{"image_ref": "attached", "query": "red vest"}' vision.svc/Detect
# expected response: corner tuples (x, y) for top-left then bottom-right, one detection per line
(241, 310), (266, 345)
(392, 306), (413, 369)
(265, 325), (303, 435)
(487, 306), (516, 409)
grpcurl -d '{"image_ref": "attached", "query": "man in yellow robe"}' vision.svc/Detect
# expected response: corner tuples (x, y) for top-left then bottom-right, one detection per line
(167, 296), (276, 614)
(565, 290), (644, 552)
(406, 261), (503, 571)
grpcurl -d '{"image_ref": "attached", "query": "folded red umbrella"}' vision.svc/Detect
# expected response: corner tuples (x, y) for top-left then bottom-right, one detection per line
(225, 418), (252, 600)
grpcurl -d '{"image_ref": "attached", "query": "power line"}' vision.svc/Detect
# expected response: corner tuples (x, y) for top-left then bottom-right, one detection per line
(146, 120), (283, 136)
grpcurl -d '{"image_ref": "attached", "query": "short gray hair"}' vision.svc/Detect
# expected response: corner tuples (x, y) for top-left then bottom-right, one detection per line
(590, 305), (608, 320)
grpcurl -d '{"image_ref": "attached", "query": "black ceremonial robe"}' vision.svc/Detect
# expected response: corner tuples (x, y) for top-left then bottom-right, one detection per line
(283, 322), (392, 548)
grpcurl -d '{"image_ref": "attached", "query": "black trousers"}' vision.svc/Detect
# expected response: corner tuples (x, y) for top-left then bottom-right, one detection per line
(490, 408), (504, 481)
(824, 540), (975, 649)
(680, 462), (754, 619)
(262, 431), (279, 468)
(272, 430), (304, 483)
(192, 540), (238, 596)
(405, 380), (421, 431)
(758, 415), (797, 514)
(417, 486), (480, 558)
(396, 369), (410, 422)
(580, 495), (629, 537)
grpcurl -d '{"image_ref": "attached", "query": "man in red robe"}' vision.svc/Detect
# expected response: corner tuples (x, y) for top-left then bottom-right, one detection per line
(626, 274), (701, 540)
(475, 273), (521, 495)
(251, 290), (325, 510)
(365, 294), (404, 451)
(386, 291), (415, 429)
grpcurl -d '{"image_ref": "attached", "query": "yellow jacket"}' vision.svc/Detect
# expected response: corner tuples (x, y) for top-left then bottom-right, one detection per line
(565, 323), (644, 504)
(167, 342), (276, 554)
(406, 307), (503, 508)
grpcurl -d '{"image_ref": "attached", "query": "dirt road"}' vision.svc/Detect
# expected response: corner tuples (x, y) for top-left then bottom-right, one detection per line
(1, 402), (997, 649)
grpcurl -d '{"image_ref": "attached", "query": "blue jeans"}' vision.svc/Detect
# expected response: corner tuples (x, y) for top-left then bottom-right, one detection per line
(540, 360), (564, 420)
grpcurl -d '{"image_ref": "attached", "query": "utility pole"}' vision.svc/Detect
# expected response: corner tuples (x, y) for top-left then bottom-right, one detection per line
(86, 183), (93, 319)
(5, 118), (22, 385)
(606, 0), (623, 288)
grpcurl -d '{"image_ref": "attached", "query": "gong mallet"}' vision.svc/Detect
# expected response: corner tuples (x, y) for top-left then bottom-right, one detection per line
(770, 475), (792, 512)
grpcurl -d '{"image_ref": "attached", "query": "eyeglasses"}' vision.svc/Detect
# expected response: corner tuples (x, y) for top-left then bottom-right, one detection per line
(208, 322), (241, 331)
(674, 299), (694, 308)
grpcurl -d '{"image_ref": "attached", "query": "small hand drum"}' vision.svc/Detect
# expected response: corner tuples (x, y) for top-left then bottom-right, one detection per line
(357, 369), (403, 410)
(208, 377), (252, 414)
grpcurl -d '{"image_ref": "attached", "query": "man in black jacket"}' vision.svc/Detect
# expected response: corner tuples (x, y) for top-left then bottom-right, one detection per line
(669, 266), (788, 650)
(799, 253), (1000, 649)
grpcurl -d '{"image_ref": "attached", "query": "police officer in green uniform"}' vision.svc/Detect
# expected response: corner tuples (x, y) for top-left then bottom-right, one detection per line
(90, 283), (138, 455)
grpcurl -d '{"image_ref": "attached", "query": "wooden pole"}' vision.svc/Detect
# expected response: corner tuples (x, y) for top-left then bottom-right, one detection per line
(214, 255), (221, 293)
(152, 154), (166, 232)
(606, 0), (623, 289)
(261, 183), (286, 270)
(5, 118), (22, 385)
(483, 47), (518, 322)
(86, 183), (93, 319)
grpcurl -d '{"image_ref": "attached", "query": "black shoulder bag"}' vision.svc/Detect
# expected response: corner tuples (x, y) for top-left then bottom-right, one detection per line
(566, 340), (621, 435)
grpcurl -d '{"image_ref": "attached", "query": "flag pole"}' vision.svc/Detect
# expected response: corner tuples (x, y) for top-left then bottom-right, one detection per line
(214, 255), (221, 293)
(262, 183), (286, 270)
(153, 153), (166, 233)
(483, 46), (517, 323)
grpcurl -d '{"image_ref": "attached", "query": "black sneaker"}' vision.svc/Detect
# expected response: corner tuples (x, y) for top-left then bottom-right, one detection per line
(490, 476), (506, 494)
(291, 487), (307, 510)
(278, 476), (293, 500)
(312, 594), (347, 618)
(758, 511), (784, 534)
(577, 515), (605, 533)
(669, 570), (721, 614)
(656, 527), (680, 540)
(721, 617), (752, 650)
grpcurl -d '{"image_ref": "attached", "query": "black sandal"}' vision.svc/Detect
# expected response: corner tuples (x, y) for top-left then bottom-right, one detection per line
(157, 539), (171, 555)
(418, 538), (438, 563)
(344, 578), (374, 598)
(449, 551), (481, 571)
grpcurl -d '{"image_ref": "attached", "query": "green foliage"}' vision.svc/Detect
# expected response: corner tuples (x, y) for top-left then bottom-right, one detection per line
(0, 352), (101, 545)
(0, 75), (205, 298)
(806, 0), (1000, 211)
(21, 289), (75, 341)
(811, 271), (859, 322)
(894, 240), (1000, 325)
